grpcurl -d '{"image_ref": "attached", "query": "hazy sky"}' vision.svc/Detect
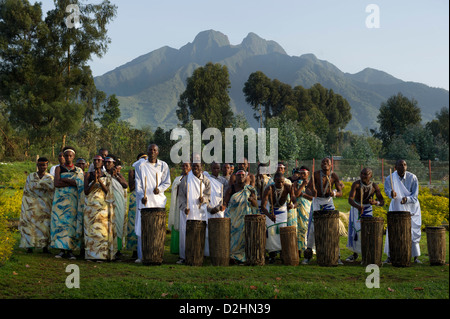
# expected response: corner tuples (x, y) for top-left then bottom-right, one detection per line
(40, 0), (449, 90)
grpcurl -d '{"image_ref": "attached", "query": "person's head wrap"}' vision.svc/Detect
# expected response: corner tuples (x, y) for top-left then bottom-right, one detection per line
(235, 169), (246, 176)
(104, 157), (115, 162)
(93, 155), (103, 161)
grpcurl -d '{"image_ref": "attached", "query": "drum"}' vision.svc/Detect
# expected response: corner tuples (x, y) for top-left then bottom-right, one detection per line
(387, 211), (411, 267)
(141, 208), (166, 265)
(425, 226), (446, 266)
(361, 217), (384, 266)
(313, 210), (340, 267)
(185, 220), (206, 266)
(208, 218), (230, 266)
(244, 214), (266, 266)
(280, 226), (299, 266)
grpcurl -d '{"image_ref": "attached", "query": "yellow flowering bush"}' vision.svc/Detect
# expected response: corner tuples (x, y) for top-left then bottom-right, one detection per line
(371, 183), (448, 230)
(0, 189), (22, 264)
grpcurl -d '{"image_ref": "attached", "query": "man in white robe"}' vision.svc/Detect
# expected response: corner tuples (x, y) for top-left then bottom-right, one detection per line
(383, 159), (422, 263)
(134, 144), (171, 263)
(203, 162), (228, 256)
(176, 162), (213, 264)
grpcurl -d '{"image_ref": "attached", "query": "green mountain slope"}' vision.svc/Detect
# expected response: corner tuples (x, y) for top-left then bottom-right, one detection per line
(94, 30), (449, 133)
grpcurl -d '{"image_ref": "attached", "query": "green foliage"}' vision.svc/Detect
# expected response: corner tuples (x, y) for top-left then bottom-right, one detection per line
(373, 93), (422, 147)
(177, 62), (234, 132)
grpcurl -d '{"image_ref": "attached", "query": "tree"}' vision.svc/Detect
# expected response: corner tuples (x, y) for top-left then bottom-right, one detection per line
(97, 94), (121, 127)
(426, 107), (449, 144)
(243, 71), (271, 128)
(177, 62), (234, 132)
(373, 93), (422, 147)
(0, 0), (117, 154)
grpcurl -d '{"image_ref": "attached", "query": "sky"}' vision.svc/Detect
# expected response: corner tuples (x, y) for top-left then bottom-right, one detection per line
(40, 0), (449, 90)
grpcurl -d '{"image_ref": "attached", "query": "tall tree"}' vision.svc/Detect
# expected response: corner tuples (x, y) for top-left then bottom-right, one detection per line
(0, 0), (116, 155)
(372, 92), (422, 147)
(242, 71), (271, 128)
(177, 62), (234, 132)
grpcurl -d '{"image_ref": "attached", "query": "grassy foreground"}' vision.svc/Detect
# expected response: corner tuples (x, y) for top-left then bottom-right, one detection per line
(0, 230), (448, 300)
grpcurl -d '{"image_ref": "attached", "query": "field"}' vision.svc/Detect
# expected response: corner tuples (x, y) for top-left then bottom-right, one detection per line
(0, 161), (448, 308)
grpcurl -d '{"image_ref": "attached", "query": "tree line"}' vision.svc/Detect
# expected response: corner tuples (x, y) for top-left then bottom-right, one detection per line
(1, 1), (448, 166)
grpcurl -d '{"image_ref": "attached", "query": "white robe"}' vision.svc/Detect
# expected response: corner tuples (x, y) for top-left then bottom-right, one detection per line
(384, 171), (422, 257)
(134, 160), (170, 260)
(203, 172), (225, 256)
(168, 175), (183, 232)
(179, 171), (208, 260)
(266, 203), (288, 253)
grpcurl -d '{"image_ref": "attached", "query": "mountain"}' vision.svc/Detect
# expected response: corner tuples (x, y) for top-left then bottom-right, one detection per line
(94, 30), (449, 133)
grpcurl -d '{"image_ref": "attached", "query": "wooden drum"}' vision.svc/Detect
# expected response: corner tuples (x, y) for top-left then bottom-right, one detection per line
(244, 214), (266, 266)
(208, 218), (231, 266)
(280, 226), (299, 266)
(185, 220), (206, 266)
(425, 226), (446, 266)
(387, 211), (411, 267)
(313, 210), (340, 267)
(361, 217), (384, 266)
(141, 208), (166, 265)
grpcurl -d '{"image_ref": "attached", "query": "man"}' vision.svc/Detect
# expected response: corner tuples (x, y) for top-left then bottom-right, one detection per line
(221, 163), (232, 182)
(383, 159), (422, 264)
(228, 158), (255, 187)
(168, 161), (191, 254)
(19, 157), (55, 254)
(303, 157), (343, 264)
(134, 144), (171, 263)
(255, 163), (271, 203)
(203, 162), (229, 256)
(346, 168), (384, 262)
(223, 169), (259, 264)
(49, 152), (65, 176)
(176, 161), (213, 264)
(261, 172), (294, 263)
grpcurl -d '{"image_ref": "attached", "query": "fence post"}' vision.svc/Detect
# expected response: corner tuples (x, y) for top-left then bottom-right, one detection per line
(429, 159), (432, 185)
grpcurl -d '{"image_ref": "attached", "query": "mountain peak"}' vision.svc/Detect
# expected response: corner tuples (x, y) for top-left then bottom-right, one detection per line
(241, 32), (287, 55)
(191, 29), (230, 48)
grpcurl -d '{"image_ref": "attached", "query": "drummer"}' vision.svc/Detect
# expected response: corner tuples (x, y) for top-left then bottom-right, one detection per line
(134, 144), (171, 263)
(303, 157), (343, 265)
(176, 159), (213, 264)
(346, 168), (384, 262)
(260, 172), (295, 263)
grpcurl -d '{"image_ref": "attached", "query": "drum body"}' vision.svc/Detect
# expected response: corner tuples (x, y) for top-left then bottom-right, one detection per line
(387, 211), (411, 267)
(244, 214), (266, 266)
(425, 226), (446, 266)
(208, 218), (231, 266)
(361, 217), (384, 266)
(313, 210), (340, 267)
(280, 226), (299, 266)
(185, 220), (206, 266)
(141, 208), (166, 265)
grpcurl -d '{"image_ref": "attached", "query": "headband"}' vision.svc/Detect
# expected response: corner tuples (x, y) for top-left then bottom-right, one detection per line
(93, 155), (103, 161)
(63, 149), (75, 154)
(104, 157), (115, 162)
(278, 164), (285, 168)
(235, 170), (246, 175)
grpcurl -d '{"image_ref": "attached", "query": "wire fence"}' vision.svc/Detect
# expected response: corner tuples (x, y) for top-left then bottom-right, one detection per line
(247, 159), (449, 187)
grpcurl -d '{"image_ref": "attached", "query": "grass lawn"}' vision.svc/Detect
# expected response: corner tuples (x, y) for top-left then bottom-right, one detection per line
(1, 229), (448, 301)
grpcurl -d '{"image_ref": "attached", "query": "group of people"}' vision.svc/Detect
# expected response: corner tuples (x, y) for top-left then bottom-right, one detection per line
(19, 143), (423, 265)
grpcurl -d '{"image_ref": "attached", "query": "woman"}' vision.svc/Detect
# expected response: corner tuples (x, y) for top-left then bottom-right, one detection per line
(127, 153), (147, 259)
(104, 155), (128, 259)
(50, 146), (85, 260)
(223, 170), (259, 264)
(83, 155), (116, 262)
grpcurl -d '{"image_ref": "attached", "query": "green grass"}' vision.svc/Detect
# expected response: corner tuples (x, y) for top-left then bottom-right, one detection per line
(1, 230), (448, 300)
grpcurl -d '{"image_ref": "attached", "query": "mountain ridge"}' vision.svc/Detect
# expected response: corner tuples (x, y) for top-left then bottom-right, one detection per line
(94, 30), (449, 133)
